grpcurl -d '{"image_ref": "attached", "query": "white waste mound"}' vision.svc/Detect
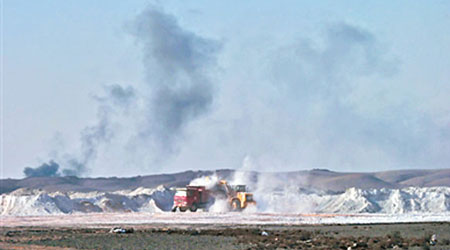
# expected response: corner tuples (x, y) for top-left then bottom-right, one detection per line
(1, 186), (449, 216)
(0, 185), (174, 216)
(255, 186), (450, 214)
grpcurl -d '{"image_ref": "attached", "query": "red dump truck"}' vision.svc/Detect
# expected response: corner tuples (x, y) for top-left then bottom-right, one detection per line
(171, 186), (213, 212)
(171, 180), (256, 212)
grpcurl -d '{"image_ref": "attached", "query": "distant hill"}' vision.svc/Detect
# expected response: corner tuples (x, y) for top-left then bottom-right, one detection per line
(1, 168), (449, 194)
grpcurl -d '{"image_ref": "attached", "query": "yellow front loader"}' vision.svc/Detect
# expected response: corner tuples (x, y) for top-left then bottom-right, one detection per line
(217, 180), (256, 211)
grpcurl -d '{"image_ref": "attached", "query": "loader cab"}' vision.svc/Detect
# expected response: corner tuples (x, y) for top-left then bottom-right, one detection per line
(231, 185), (247, 192)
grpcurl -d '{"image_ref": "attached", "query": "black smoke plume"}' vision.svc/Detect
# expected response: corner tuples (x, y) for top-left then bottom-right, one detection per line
(23, 5), (222, 175)
(23, 161), (60, 177)
(23, 84), (136, 177)
(130, 6), (221, 153)
(62, 84), (136, 176)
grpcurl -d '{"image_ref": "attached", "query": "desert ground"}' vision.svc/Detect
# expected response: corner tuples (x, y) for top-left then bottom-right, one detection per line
(1, 213), (449, 249)
(1, 222), (449, 249)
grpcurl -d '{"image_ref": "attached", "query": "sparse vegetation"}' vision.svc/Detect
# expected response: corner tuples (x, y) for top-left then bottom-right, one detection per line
(1, 222), (449, 249)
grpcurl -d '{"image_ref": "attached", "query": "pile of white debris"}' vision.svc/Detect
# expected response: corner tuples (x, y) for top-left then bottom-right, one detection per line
(1, 186), (449, 216)
(0, 186), (174, 216)
(255, 186), (450, 214)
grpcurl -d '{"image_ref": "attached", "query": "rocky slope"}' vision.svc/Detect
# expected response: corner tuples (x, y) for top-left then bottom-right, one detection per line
(1, 168), (449, 194)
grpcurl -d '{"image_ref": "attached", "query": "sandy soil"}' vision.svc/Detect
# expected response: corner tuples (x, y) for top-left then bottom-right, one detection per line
(1, 223), (449, 249)
(1, 212), (449, 228)
(1, 212), (449, 249)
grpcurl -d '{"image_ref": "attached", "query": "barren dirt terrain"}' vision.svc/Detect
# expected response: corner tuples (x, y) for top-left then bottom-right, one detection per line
(1, 212), (450, 249)
(1, 222), (449, 249)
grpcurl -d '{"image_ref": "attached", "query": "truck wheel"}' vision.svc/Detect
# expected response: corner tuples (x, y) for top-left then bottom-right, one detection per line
(231, 199), (241, 211)
(190, 203), (198, 212)
(180, 207), (187, 212)
(171, 207), (178, 212)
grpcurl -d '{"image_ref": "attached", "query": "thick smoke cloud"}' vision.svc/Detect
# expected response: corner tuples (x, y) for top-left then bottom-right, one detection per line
(22, 6), (449, 177)
(23, 6), (221, 176)
(23, 161), (60, 177)
(271, 23), (395, 98)
(266, 23), (410, 168)
(213, 22), (448, 171)
(130, 7), (221, 153)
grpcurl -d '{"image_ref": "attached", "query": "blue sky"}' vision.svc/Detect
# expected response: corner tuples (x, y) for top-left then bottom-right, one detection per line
(2, 0), (450, 178)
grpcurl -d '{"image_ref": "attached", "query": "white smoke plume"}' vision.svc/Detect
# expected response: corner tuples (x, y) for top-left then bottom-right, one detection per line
(189, 174), (220, 189)
(226, 156), (318, 213)
(188, 174), (232, 212)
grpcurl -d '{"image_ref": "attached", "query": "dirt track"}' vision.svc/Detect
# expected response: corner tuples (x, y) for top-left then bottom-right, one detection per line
(1, 212), (448, 228)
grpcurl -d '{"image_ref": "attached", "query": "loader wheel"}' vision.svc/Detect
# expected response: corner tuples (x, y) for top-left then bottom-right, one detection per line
(190, 203), (198, 212)
(231, 199), (241, 211)
(179, 207), (187, 212)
